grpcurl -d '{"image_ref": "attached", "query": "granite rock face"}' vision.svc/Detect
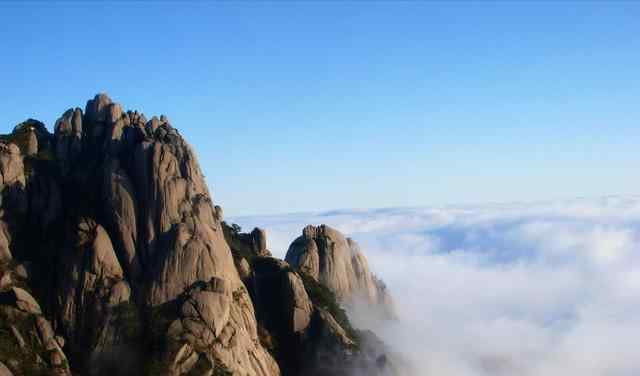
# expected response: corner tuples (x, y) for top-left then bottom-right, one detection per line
(224, 223), (399, 376)
(55, 217), (132, 371)
(163, 277), (279, 376)
(0, 263), (71, 375)
(0, 142), (26, 263)
(286, 225), (394, 316)
(0, 142), (25, 188)
(0, 93), (280, 376)
(1, 287), (42, 314)
(0, 93), (398, 376)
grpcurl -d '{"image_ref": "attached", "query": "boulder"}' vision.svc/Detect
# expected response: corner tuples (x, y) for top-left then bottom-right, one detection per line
(235, 257), (251, 280)
(0, 361), (13, 376)
(84, 93), (114, 141)
(223, 223), (273, 259)
(251, 228), (269, 255)
(286, 236), (319, 281)
(107, 280), (131, 306)
(84, 93), (113, 124)
(54, 108), (83, 174)
(181, 278), (231, 343)
(0, 142), (25, 188)
(146, 116), (160, 133)
(84, 219), (123, 279)
(13, 263), (29, 280)
(214, 205), (224, 221)
(106, 103), (122, 124)
(285, 272), (313, 333)
(0, 272), (11, 290)
(25, 129), (38, 156)
(169, 277), (280, 376)
(1, 287), (41, 314)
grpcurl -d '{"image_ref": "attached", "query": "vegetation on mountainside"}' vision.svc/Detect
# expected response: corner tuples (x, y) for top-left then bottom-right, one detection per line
(0, 316), (52, 376)
(144, 300), (182, 374)
(212, 359), (233, 376)
(111, 300), (182, 375)
(257, 323), (279, 356)
(221, 221), (257, 261)
(224, 219), (362, 353)
(113, 302), (143, 343)
(298, 272), (360, 347)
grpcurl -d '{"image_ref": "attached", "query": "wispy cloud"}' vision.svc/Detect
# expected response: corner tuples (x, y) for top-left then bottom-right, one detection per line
(234, 196), (640, 376)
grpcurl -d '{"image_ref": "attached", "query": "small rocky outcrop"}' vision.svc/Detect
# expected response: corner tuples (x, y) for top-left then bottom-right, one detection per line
(54, 108), (83, 175)
(0, 287), (42, 315)
(223, 222), (272, 259)
(285, 225), (394, 317)
(9, 119), (51, 158)
(0, 142), (26, 263)
(0, 143), (25, 188)
(24, 130), (38, 157)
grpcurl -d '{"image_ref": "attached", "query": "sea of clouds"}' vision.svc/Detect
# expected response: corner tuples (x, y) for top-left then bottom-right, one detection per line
(233, 196), (640, 376)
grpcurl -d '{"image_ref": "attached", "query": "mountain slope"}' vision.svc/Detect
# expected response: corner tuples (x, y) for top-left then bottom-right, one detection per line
(0, 94), (397, 376)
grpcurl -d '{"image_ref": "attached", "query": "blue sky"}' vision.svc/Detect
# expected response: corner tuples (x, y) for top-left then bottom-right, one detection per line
(1, 2), (639, 215)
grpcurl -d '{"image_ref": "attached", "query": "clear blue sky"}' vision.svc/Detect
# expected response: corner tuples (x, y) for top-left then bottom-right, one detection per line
(1, 2), (639, 215)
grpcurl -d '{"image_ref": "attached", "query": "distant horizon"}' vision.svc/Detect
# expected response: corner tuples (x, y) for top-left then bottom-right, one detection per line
(229, 193), (640, 219)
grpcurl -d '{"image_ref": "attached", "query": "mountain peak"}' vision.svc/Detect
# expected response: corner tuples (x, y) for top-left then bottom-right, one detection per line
(0, 95), (398, 376)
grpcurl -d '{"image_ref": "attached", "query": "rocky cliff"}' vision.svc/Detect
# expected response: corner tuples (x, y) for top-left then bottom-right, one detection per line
(0, 94), (398, 376)
(285, 225), (394, 318)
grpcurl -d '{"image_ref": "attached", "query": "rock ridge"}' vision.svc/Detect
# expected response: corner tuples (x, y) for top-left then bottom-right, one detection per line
(0, 93), (399, 376)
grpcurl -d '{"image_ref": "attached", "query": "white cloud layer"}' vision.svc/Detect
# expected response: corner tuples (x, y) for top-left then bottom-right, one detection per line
(233, 196), (640, 376)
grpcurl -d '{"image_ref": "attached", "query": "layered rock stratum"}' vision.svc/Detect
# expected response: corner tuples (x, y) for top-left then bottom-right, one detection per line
(0, 94), (399, 376)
